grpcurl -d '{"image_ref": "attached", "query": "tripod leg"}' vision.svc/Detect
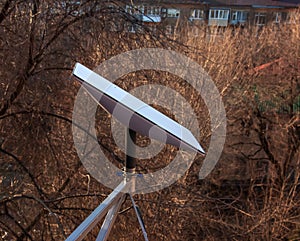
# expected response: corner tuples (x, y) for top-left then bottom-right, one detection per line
(129, 194), (149, 241)
(96, 194), (126, 241)
(66, 181), (127, 241)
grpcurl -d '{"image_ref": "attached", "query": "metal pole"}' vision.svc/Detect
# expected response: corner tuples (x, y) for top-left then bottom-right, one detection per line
(129, 194), (149, 241)
(65, 181), (127, 241)
(96, 195), (126, 241)
(125, 128), (136, 173)
(125, 129), (148, 240)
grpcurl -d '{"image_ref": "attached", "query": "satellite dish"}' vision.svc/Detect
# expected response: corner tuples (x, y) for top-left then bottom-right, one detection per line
(72, 63), (205, 155)
(67, 63), (206, 241)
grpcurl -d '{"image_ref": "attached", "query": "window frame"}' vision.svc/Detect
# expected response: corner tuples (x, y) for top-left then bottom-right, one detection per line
(254, 12), (267, 26)
(125, 5), (161, 16)
(166, 8), (180, 18)
(191, 9), (204, 19)
(274, 12), (282, 23)
(209, 9), (230, 20)
(231, 10), (248, 25)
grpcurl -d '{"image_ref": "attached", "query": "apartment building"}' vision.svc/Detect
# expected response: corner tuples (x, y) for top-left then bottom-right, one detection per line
(121, 0), (299, 33)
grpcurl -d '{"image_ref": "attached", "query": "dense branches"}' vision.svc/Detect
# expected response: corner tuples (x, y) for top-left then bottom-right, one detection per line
(0, 2), (299, 240)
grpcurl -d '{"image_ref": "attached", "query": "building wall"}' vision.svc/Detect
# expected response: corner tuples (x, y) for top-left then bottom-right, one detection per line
(119, 1), (298, 34)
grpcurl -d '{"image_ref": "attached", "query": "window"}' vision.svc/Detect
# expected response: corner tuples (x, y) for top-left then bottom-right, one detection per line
(191, 9), (204, 19)
(167, 9), (180, 18)
(209, 9), (229, 20)
(241, 12), (248, 21)
(128, 23), (140, 33)
(125, 5), (161, 22)
(282, 12), (288, 21)
(125, 5), (143, 15)
(274, 12), (282, 23)
(231, 10), (248, 25)
(142, 6), (161, 22)
(286, 12), (296, 24)
(255, 13), (266, 26)
(144, 6), (161, 15)
(126, 5), (160, 15)
(232, 11), (248, 22)
(210, 10), (216, 18)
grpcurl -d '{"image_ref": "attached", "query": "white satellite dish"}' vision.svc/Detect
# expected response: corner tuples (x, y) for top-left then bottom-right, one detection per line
(67, 63), (205, 241)
(72, 63), (204, 154)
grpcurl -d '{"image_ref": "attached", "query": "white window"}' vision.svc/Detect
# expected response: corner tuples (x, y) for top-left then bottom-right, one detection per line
(144, 6), (161, 15)
(274, 12), (282, 23)
(209, 9), (229, 20)
(128, 23), (139, 33)
(255, 13), (266, 26)
(125, 5), (145, 15)
(231, 10), (248, 25)
(161, 8), (167, 17)
(191, 9), (204, 19)
(125, 5), (161, 22)
(167, 9), (180, 18)
(232, 11), (248, 22)
(143, 6), (161, 22)
(126, 5), (161, 16)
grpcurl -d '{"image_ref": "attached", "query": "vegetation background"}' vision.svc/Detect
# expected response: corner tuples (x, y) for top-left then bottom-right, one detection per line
(0, 1), (299, 240)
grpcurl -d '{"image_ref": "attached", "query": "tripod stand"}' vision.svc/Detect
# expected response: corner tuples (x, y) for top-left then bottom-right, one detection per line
(66, 129), (149, 241)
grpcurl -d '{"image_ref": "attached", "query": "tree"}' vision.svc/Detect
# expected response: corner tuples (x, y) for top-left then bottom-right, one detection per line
(0, 1), (299, 240)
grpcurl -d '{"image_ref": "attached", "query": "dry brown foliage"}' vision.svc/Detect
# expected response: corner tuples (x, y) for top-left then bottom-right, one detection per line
(0, 1), (299, 240)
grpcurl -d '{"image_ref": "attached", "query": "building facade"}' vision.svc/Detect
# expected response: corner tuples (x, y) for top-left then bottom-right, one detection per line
(120, 0), (299, 34)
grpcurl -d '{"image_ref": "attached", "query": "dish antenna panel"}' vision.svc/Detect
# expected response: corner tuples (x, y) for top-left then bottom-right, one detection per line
(66, 63), (205, 241)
